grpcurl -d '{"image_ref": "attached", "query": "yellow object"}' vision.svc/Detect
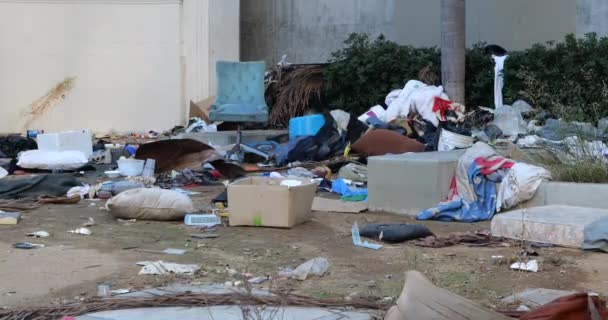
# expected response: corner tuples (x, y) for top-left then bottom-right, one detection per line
(344, 143), (351, 157)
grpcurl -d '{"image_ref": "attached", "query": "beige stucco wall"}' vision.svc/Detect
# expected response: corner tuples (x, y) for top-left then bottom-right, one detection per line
(0, 0), (239, 135)
(395, 0), (577, 50)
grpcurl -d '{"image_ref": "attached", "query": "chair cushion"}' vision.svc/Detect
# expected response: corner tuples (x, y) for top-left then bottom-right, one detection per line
(209, 103), (268, 123)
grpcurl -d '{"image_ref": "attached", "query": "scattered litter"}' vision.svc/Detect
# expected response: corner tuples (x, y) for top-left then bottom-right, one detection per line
(0, 211), (21, 225)
(248, 276), (270, 284)
(510, 260), (539, 272)
(162, 248), (187, 255)
(27, 231), (50, 238)
(290, 257), (329, 281)
(83, 217), (95, 227)
(97, 283), (112, 297)
(517, 305), (531, 312)
(13, 242), (45, 249)
(190, 233), (220, 239)
(67, 184), (91, 199)
(111, 289), (131, 295)
(0, 167), (7, 180)
(184, 213), (221, 227)
(137, 261), (200, 275)
(491, 255), (505, 265)
(68, 228), (92, 236)
(351, 222), (383, 250)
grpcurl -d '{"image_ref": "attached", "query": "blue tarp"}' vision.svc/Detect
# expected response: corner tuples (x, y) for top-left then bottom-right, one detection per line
(332, 178), (368, 201)
(417, 160), (497, 222)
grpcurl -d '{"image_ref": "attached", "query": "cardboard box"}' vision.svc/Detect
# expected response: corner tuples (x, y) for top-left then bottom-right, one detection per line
(227, 177), (316, 228)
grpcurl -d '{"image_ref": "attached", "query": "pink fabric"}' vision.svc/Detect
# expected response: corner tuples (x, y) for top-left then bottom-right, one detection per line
(474, 156), (515, 176)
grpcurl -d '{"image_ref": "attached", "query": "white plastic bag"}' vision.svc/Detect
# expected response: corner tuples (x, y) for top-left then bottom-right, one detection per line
(493, 105), (527, 137)
(291, 257), (329, 281)
(496, 163), (552, 212)
(385, 80), (448, 127)
(0, 167), (7, 179)
(17, 150), (88, 170)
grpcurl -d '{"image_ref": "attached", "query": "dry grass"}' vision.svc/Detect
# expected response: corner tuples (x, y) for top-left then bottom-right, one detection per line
(266, 66), (324, 128)
(0, 291), (387, 320)
(21, 77), (76, 129)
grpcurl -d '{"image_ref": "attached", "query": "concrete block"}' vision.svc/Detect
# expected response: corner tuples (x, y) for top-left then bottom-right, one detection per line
(182, 130), (287, 147)
(368, 150), (464, 215)
(523, 182), (608, 210)
(502, 288), (576, 307)
(491, 205), (608, 248)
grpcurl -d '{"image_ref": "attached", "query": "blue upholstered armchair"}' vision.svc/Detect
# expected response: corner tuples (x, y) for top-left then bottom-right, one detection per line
(209, 61), (269, 161)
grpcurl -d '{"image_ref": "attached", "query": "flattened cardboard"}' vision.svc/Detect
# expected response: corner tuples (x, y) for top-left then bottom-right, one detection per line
(227, 177), (316, 228)
(189, 96), (215, 124)
(312, 196), (367, 213)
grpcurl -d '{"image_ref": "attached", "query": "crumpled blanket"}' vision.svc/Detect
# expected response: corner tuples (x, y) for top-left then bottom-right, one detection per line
(0, 174), (81, 199)
(417, 158), (499, 222)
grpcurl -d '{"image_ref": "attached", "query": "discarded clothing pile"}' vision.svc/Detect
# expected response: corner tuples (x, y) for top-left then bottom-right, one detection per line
(0, 135), (37, 159)
(418, 142), (551, 222)
(276, 114), (348, 166)
(358, 80), (470, 152)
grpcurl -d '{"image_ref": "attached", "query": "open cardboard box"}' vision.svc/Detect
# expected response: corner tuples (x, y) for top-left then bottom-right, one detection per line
(227, 176), (317, 228)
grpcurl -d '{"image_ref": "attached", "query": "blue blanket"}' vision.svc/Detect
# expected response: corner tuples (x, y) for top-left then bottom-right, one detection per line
(417, 161), (497, 222)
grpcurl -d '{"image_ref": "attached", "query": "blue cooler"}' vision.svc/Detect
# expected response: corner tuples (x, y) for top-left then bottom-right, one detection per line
(289, 114), (325, 139)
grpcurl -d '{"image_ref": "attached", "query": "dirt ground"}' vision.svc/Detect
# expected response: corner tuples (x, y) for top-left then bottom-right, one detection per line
(1, 183), (607, 310)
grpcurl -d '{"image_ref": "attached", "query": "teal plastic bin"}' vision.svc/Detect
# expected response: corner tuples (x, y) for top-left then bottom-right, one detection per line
(289, 115), (325, 139)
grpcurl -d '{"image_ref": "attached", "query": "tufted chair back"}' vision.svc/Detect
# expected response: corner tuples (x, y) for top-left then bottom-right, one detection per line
(209, 61), (268, 123)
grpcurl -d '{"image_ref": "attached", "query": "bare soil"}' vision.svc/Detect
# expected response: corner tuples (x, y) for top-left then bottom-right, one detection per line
(1, 184), (607, 309)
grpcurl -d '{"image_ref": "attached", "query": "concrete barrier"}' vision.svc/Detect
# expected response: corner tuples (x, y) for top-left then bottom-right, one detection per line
(368, 150), (464, 215)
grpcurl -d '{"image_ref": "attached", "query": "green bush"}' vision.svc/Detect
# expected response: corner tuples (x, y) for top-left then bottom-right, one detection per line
(324, 33), (608, 123)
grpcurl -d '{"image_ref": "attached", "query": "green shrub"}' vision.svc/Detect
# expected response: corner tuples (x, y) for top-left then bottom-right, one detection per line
(324, 33), (608, 123)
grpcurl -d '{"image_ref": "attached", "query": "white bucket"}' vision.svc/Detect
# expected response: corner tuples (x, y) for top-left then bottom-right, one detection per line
(438, 129), (473, 151)
(117, 159), (145, 177)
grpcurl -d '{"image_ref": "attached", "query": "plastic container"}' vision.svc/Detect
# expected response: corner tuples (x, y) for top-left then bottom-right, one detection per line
(117, 159), (145, 177)
(184, 213), (221, 227)
(438, 129), (474, 152)
(37, 130), (93, 157)
(289, 115), (325, 139)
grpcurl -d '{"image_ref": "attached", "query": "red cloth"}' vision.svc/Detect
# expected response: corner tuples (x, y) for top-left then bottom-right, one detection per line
(521, 293), (608, 320)
(433, 97), (453, 122)
(474, 156), (515, 176)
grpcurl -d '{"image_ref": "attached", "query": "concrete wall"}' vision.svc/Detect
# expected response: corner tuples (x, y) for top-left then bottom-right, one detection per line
(241, 0), (396, 64)
(396, 0), (576, 50)
(577, 0), (608, 37)
(0, 0), (239, 135)
(242, 0), (577, 64)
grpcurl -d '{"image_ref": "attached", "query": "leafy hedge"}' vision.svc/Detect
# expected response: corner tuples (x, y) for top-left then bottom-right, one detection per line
(324, 33), (608, 123)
